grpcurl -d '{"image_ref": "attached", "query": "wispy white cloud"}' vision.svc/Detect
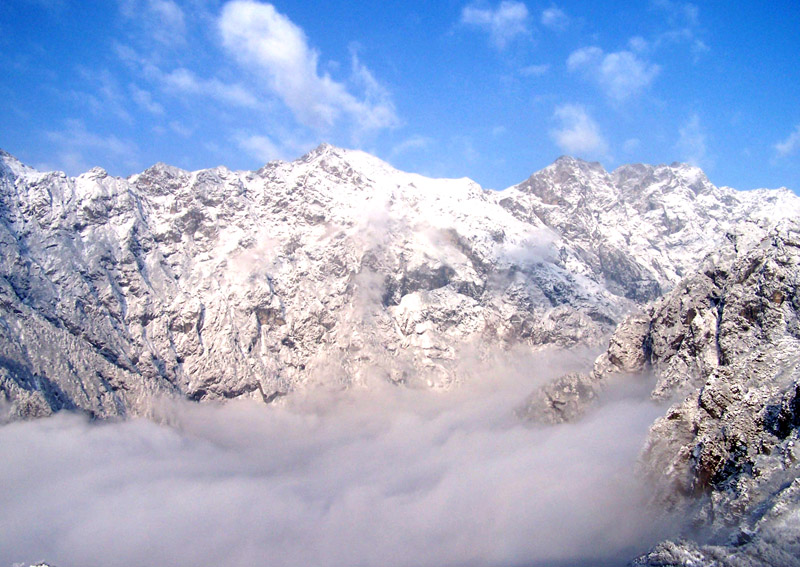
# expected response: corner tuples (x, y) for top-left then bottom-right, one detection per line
(676, 113), (708, 167)
(650, 0), (708, 58)
(218, 1), (399, 133)
(114, 43), (261, 114)
(45, 119), (139, 175)
(627, 36), (650, 53)
(160, 67), (260, 108)
(774, 125), (800, 158)
(541, 5), (568, 31)
(119, 0), (186, 46)
(520, 63), (549, 76)
(68, 68), (135, 124)
(390, 135), (433, 158)
(567, 46), (660, 102)
(652, 0), (699, 27)
(550, 104), (609, 157)
(168, 120), (193, 138)
(130, 84), (164, 115)
(235, 133), (287, 163)
(461, 1), (530, 49)
(623, 138), (641, 153)
(347, 47), (401, 134)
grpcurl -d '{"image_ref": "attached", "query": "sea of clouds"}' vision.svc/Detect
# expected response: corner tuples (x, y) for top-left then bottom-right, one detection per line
(1, 351), (682, 567)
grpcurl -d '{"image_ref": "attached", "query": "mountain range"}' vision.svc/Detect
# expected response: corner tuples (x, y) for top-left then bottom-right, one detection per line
(3, 144), (800, 565)
(2, 144), (797, 420)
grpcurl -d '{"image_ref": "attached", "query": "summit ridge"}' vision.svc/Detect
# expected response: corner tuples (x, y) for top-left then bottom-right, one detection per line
(0, 146), (797, 418)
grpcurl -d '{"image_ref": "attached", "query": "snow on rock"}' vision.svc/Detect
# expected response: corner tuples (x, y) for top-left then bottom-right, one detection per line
(1, 145), (798, 419)
(527, 217), (800, 565)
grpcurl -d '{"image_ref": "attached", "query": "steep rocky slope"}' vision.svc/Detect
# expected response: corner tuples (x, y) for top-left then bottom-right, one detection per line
(502, 157), (797, 303)
(1, 146), (798, 420)
(522, 219), (800, 565)
(632, 221), (800, 566)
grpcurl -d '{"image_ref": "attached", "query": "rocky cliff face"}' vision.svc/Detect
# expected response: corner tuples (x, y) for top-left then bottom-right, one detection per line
(1, 145), (798, 421)
(633, 222), (800, 566)
(523, 219), (800, 565)
(502, 157), (798, 304)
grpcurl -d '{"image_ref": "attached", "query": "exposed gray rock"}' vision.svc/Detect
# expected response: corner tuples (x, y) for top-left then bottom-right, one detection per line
(638, 222), (800, 505)
(521, 220), (800, 564)
(0, 146), (629, 419)
(519, 310), (655, 423)
(546, 220), (800, 565)
(1, 146), (798, 421)
(502, 158), (799, 304)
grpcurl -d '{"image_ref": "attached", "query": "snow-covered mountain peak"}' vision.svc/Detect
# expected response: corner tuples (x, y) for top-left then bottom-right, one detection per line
(1, 146), (799, 418)
(78, 166), (109, 180)
(0, 148), (42, 181)
(297, 143), (420, 193)
(551, 155), (607, 174)
(137, 161), (189, 180)
(611, 162), (718, 205)
(510, 155), (616, 210)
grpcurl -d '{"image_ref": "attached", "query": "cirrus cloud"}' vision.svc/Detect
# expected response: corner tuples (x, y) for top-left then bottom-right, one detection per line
(541, 5), (568, 31)
(119, 0), (187, 46)
(676, 113), (709, 167)
(160, 67), (260, 108)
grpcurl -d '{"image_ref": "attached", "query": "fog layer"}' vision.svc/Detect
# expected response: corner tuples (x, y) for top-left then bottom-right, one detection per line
(1, 356), (678, 567)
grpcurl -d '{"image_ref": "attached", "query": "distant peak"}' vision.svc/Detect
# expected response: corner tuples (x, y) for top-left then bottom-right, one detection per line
(81, 166), (108, 177)
(553, 155), (582, 164)
(667, 161), (710, 182)
(302, 142), (333, 157)
(0, 148), (23, 165)
(142, 161), (188, 178)
(300, 142), (356, 164)
(0, 148), (41, 179)
(552, 155), (606, 172)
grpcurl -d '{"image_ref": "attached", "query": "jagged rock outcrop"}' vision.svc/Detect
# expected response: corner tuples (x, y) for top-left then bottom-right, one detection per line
(524, 217), (800, 565)
(517, 309), (653, 423)
(631, 222), (800, 566)
(1, 146), (798, 421)
(501, 157), (798, 303)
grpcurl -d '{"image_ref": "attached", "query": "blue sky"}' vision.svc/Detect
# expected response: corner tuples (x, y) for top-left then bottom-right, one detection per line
(1, 0), (799, 192)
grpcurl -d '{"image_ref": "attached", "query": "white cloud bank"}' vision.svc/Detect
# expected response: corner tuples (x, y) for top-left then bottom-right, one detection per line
(567, 46), (660, 102)
(218, 0), (398, 133)
(0, 358), (683, 567)
(550, 104), (609, 158)
(461, 1), (530, 49)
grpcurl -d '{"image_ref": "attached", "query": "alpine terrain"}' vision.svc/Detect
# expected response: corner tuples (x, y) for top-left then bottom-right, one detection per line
(2, 144), (800, 565)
